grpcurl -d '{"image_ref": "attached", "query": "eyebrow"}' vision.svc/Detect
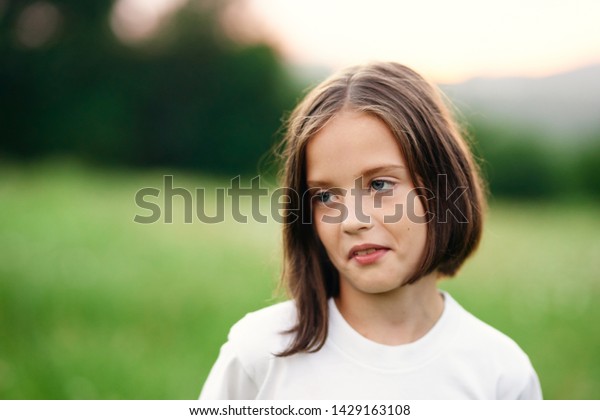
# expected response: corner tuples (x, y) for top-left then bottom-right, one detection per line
(307, 164), (405, 187)
(362, 165), (405, 178)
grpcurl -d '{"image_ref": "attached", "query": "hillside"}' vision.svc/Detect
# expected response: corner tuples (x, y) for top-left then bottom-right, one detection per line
(441, 64), (600, 142)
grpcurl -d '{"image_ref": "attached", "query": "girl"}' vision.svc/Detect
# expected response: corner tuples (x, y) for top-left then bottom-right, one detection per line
(200, 62), (542, 399)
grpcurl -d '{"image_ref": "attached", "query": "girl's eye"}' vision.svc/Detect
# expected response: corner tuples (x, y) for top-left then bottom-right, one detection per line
(314, 191), (333, 203)
(370, 179), (394, 192)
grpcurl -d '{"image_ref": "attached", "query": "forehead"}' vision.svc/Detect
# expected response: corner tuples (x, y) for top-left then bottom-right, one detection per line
(305, 110), (406, 183)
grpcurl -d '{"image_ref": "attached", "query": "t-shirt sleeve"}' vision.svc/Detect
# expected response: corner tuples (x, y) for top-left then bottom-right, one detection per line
(515, 368), (543, 400)
(199, 340), (259, 400)
(496, 359), (543, 400)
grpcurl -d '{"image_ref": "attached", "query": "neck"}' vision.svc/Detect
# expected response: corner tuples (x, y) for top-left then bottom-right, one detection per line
(334, 272), (444, 345)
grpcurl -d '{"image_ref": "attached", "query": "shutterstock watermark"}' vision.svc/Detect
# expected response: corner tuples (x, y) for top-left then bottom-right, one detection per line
(133, 175), (468, 225)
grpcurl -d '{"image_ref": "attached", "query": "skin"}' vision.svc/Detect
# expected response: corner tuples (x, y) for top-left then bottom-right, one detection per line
(306, 109), (444, 346)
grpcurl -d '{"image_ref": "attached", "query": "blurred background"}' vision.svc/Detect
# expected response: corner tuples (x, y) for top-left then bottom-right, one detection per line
(0, 0), (599, 399)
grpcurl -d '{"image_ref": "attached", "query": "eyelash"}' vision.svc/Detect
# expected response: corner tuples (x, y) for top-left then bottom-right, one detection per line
(370, 179), (395, 192)
(313, 191), (333, 204)
(313, 179), (396, 204)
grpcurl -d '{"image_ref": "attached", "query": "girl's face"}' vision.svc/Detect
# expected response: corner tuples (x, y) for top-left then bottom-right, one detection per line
(306, 110), (428, 298)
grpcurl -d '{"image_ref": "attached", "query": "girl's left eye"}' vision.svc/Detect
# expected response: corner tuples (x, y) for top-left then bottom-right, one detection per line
(370, 179), (394, 192)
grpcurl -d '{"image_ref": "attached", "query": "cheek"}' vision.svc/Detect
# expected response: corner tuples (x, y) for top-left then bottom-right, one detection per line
(313, 218), (329, 245)
(313, 218), (338, 255)
(313, 202), (340, 239)
(373, 186), (416, 221)
(404, 217), (429, 260)
(384, 186), (429, 222)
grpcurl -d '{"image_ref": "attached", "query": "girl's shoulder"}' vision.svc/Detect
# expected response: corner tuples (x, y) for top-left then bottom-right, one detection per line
(449, 295), (529, 358)
(446, 294), (541, 398)
(229, 300), (297, 342)
(225, 300), (296, 371)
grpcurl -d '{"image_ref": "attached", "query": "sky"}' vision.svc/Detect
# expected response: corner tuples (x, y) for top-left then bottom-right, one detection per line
(113, 0), (600, 83)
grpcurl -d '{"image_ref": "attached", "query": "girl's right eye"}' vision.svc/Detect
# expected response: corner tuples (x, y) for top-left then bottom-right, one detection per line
(314, 191), (333, 204)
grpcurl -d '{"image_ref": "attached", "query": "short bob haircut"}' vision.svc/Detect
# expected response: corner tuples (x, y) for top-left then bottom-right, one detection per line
(277, 62), (485, 357)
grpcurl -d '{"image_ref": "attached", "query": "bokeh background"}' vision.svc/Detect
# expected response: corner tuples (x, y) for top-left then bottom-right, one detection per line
(1, 0), (599, 399)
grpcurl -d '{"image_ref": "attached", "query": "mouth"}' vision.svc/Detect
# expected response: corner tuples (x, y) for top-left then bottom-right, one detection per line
(348, 244), (390, 260)
(354, 248), (381, 256)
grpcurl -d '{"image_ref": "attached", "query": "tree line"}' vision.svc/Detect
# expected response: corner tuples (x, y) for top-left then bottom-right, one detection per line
(1, 0), (598, 200)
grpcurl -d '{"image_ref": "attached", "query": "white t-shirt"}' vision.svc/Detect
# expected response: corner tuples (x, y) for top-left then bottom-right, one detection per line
(200, 292), (542, 399)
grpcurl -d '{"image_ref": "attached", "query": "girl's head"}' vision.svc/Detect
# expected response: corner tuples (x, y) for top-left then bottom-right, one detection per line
(277, 62), (485, 356)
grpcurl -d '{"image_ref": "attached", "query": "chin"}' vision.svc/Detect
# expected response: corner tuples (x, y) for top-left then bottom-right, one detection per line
(345, 277), (405, 295)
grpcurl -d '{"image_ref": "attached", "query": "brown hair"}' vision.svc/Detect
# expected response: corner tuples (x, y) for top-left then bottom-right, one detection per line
(277, 62), (485, 356)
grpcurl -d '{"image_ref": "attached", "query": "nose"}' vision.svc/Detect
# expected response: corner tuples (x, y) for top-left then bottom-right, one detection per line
(341, 190), (372, 234)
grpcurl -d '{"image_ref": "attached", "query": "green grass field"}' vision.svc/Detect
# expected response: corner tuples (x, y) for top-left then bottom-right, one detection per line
(1, 159), (598, 399)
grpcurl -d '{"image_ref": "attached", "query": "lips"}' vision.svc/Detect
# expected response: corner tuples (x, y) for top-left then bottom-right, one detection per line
(348, 244), (390, 261)
(354, 248), (379, 256)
